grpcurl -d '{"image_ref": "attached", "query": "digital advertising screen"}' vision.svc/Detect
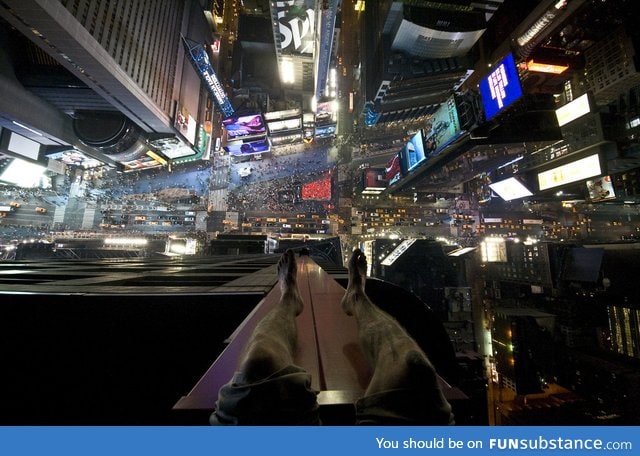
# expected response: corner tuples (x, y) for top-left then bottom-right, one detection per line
(586, 175), (616, 202)
(182, 37), (235, 119)
(46, 150), (103, 169)
(174, 105), (197, 145)
(314, 124), (336, 138)
(363, 168), (386, 192)
(384, 153), (403, 185)
(315, 101), (335, 124)
(489, 177), (534, 201)
(267, 118), (302, 133)
(0, 157), (46, 187)
(556, 93), (591, 127)
(275, 0), (315, 56)
(121, 155), (163, 171)
(400, 130), (427, 173)
(161, 143), (196, 159)
(480, 237), (508, 263)
(222, 114), (266, 139)
(538, 153), (602, 191)
(6, 131), (41, 160)
(423, 96), (463, 158)
(224, 138), (271, 156)
(479, 53), (523, 121)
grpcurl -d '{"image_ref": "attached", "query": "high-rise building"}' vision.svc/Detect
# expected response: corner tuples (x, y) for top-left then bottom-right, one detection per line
(0, 0), (218, 170)
(361, 0), (490, 126)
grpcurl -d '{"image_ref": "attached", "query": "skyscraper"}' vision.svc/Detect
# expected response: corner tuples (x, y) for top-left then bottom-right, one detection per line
(0, 0), (216, 168)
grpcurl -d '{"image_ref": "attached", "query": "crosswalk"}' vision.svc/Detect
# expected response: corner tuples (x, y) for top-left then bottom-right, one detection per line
(208, 189), (228, 212)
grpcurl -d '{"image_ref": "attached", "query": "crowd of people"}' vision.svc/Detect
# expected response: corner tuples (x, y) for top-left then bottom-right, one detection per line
(226, 167), (336, 214)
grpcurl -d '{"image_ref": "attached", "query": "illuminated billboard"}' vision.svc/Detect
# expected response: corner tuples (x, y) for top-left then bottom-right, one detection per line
(537, 154), (602, 191)
(264, 109), (301, 121)
(363, 168), (387, 194)
(315, 101), (335, 124)
(526, 59), (568, 74)
(555, 93), (591, 127)
(174, 105), (197, 145)
(423, 96), (462, 157)
(399, 130), (426, 173)
(586, 175), (616, 202)
(489, 177), (534, 201)
(46, 150), (102, 169)
(384, 153), (403, 185)
(121, 155), (163, 171)
(480, 237), (507, 263)
(381, 239), (416, 266)
(224, 138), (271, 156)
(182, 37), (235, 119)
(479, 53), (523, 121)
(275, 0), (315, 55)
(267, 118), (302, 133)
(7, 132), (41, 160)
(314, 124), (336, 138)
(0, 158), (46, 187)
(223, 114), (266, 139)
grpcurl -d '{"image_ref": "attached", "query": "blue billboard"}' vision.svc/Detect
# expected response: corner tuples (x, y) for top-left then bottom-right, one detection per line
(315, 124), (337, 138)
(400, 130), (426, 173)
(479, 53), (523, 121)
(182, 36), (235, 119)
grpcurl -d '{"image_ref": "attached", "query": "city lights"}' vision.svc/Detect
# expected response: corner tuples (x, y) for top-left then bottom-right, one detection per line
(280, 58), (295, 84)
(103, 238), (148, 246)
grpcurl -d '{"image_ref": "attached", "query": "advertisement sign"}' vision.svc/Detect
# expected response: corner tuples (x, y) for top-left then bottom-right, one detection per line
(315, 101), (334, 124)
(555, 93), (591, 127)
(399, 130), (426, 173)
(314, 124), (336, 138)
(121, 155), (162, 171)
(150, 136), (196, 160)
(6, 132), (41, 160)
(223, 114), (267, 139)
(196, 125), (210, 155)
(384, 153), (403, 185)
(182, 37), (235, 119)
(489, 177), (534, 201)
(423, 96), (462, 158)
(381, 239), (417, 266)
(264, 109), (301, 121)
(275, 0), (315, 55)
(271, 132), (303, 145)
(363, 168), (387, 192)
(586, 175), (616, 202)
(480, 237), (507, 262)
(526, 59), (568, 74)
(267, 118), (302, 133)
(364, 102), (380, 126)
(479, 53), (523, 121)
(0, 157), (46, 187)
(174, 105), (197, 145)
(537, 154), (602, 191)
(46, 150), (102, 168)
(224, 138), (271, 156)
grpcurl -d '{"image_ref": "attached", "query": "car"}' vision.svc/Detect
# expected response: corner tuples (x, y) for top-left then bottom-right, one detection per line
(35, 207), (47, 213)
(9, 201), (21, 208)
